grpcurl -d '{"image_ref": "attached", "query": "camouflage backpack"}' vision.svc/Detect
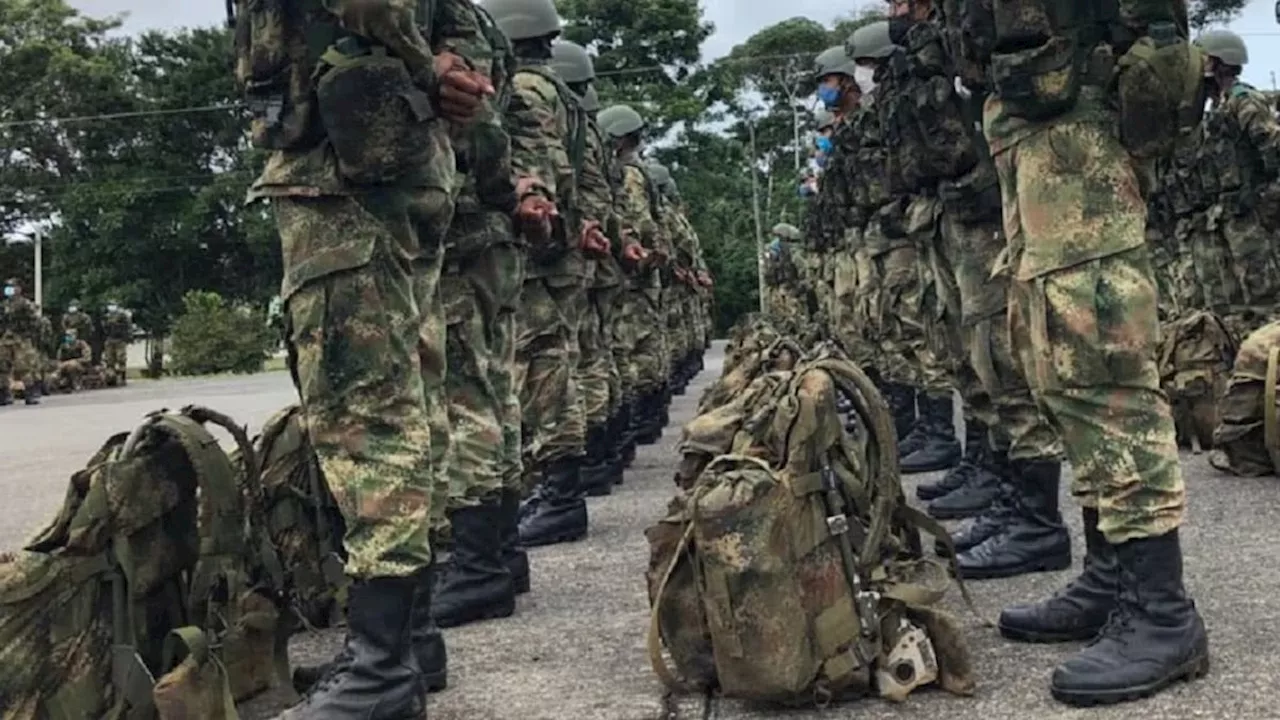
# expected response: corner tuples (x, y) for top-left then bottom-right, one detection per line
(1211, 320), (1280, 477)
(695, 326), (801, 417)
(649, 347), (974, 706)
(1159, 310), (1238, 453)
(0, 406), (289, 720)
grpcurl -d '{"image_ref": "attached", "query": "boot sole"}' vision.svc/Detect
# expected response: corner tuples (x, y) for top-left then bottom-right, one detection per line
(1050, 652), (1210, 706)
(957, 551), (1072, 581)
(435, 599), (516, 629)
(901, 456), (962, 474)
(424, 669), (449, 694)
(916, 484), (966, 501)
(512, 575), (531, 595)
(997, 620), (1106, 644)
(584, 485), (614, 497)
(928, 503), (996, 521)
(521, 528), (587, 548)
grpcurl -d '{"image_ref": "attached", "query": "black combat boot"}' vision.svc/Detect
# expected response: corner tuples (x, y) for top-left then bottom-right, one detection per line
(882, 383), (919, 451)
(938, 478), (1015, 556)
(1048, 529), (1209, 706)
(900, 393), (960, 473)
(999, 507), (1118, 643)
(955, 459), (1072, 580)
(519, 457), (589, 547)
(0, 386), (12, 406)
(432, 497), (516, 628)
(918, 419), (989, 501)
(927, 448), (1005, 520)
(605, 408), (628, 483)
(292, 569), (447, 696)
(580, 425), (620, 497)
(24, 381), (41, 406)
(500, 488), (531, 594)
(279, 576), (424, 720)
(635, 391), (664, 446)
(615, 401), (638, 469)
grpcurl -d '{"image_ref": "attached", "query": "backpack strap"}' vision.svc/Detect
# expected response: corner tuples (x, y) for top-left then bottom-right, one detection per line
(646, 519), (697, 692)
(158, 626), (240, 718)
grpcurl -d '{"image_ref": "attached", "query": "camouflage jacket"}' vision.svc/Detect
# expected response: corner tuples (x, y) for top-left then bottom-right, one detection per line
(615, 149), (664, 291)
(3, 296), (38, 342)
(1204, 82), (1280, 216)
(510, 59), (589, 280)
(104, 311), (132, 341)
(58, 339), (91, 362)
(62, 310), (94, 339)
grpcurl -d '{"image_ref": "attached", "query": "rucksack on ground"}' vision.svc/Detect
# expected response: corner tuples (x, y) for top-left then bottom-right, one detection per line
(650, 343), (974, 706)
(0, 406), (290, 720)
(1212, 320), (1280, 477)
(1159, 310), (1238, 452)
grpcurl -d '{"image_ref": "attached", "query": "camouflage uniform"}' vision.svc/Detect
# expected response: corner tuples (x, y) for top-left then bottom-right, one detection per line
(1211, 319), (1280, 476)
(61, 308), (94, 347)
(101, 309), (131, 382)
(615, 149), (670, 406)
(508, 58), (590, 474)
(246, 0), (479, 581)
(1201, 79), (1280, 337)
(0, 292), (43, 404)
(55, 336), (92, 391)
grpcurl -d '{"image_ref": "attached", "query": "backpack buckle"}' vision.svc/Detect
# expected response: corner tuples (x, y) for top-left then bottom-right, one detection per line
(826, 513), (850, 536)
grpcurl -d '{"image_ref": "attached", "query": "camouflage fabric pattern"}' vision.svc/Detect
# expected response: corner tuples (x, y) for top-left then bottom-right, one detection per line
(1210, 320), (1280, 476)
(102, 340), (128, 377)
(278, 190), (449, 579)
(515, 278), (587, 466)
(0, 333), (41, 392)
(62, 309), (94, 340)
(998, 117), (1184, 544)
(615, 159), (670, 392)
(579, 285), (620, 427)
(1157, 311), (1237, 452)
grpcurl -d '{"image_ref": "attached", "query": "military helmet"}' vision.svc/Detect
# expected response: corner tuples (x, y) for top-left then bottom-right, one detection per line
(646, 161), (672, 186)
(1196, 29), (1248, 66)
(598, 104), (646, 138)
(581, 84), (601, 112)
(772, 223), (803, 241)
(814, 108), (836, 130)
(813, 45), (858, 79)
(551, 40), (595, 83)
(848, 21), (896, 60)
(481, 0), (562, 42)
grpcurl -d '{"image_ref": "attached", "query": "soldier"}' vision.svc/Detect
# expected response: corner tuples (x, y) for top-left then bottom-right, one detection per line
(873, 4), (1071, 580)
(551, 40), (630, 496)
(647, 161), (697, 392)
(1197, 30), (1280, 337)
(763, 223), (807, 327)
(54, 329), (92, 392)
(968, 0), (1209, 704)
(424, 1), (524, 636)
(598, 104), (671, 452)
(237, 0), (493, 714)
(487, 0), (604, 549)
(654, 171), (713, 369)
(62, 299), (93, 344)
(101, 300), (131, 386)
(0, 279), (42, 406)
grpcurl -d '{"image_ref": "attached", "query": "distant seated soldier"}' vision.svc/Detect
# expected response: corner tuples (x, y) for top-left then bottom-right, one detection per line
(55, 330), (92, 392)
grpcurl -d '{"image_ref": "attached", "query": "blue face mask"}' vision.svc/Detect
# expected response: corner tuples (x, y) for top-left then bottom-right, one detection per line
(816, 84), (841, 109)
(2, 286), (13, 298)
(815, 153), (829, 169)
(815, 136), (834, 154)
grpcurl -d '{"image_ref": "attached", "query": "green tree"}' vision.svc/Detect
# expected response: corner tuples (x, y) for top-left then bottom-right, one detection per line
(556, 0), (714, 133)
(1189, 0), (1248, 30)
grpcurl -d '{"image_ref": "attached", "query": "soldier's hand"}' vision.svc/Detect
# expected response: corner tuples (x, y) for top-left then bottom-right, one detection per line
(434, 52), (493, 124)
(517, 194), (557, 241)
(580, 221), (610, 255)
(622, 242), (649, 266)
(697, 271), (713, 288)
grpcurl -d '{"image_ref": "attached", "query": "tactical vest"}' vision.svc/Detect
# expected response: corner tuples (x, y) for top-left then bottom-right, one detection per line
(1204, 90), (1262, 206)
(847, 106), (891, 218)
(881, 21), (979, 191)
(232, 0), (439, 152)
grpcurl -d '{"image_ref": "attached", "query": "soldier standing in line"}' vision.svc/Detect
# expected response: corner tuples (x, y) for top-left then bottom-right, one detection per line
(237, 0), (493, 714)
(101, 300), (132, 386)
(0, 279), (41, 406)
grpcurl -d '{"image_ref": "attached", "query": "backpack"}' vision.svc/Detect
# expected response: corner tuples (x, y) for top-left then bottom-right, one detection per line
(650, 346), (974, 706)
(0, 406), (289, 720)
(1159, 311), (1238, 453)
(236, 404), (347, 633)
(1211, 320), (1280, 477)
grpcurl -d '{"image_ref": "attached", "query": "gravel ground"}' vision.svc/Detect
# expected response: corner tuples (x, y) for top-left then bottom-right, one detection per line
(2, 344), (1275, 720)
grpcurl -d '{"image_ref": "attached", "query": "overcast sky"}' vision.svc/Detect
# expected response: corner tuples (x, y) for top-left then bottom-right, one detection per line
(68, 0), (1280, 88)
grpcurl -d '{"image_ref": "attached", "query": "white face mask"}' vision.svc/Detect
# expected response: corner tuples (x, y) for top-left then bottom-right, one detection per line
(854, 65), (877, 94)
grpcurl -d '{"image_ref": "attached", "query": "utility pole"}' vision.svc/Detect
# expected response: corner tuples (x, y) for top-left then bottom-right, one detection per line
(748, 116), (766, 313)
(33, 227), (42, 308)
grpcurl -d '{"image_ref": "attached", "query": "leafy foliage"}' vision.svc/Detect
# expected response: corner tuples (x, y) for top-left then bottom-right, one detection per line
(169, 290), (273, 376)
(1188, 0), (1249, 30)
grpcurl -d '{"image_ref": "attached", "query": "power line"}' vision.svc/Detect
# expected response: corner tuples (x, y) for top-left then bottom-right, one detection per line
(0, 104), (244, 129)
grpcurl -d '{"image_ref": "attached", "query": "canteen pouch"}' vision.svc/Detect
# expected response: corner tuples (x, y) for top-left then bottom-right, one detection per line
(316, 44), (442, 186)
(1114, 22), (1206, 159)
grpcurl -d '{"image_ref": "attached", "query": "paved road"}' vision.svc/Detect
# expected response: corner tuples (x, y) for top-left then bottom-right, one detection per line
(2, 348), (1276, 719)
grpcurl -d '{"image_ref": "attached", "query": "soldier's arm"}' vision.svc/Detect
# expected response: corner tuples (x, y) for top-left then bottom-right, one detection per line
(1238, 93), (1280, 178)
(322, 0), (436, 86)
(508, 73), (570, 202)
(619, 165), (659, 250)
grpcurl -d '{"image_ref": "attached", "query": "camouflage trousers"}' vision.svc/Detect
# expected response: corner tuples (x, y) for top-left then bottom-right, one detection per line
(436, 228), (526, 524)
(515, 275), (587, 467)
(103, 339), (128, 375)
(866, 239), (928, 388)
(616, 286), (668, 399)
(928, 203), (1062, 460)
(579, 283), (622, 429)
(0, 334), (40, 392)
(905, 197), (958, 399)
(276, 192), (447, 579)
(1210, 319), (1280, 477)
